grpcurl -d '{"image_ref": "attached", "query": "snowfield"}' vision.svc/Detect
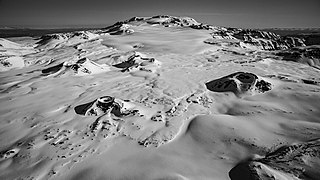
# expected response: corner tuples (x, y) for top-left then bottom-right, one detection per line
(0, 15), (320, 180)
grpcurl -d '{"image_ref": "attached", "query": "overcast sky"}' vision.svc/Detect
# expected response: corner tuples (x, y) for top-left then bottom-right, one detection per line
(0, 0), (319, 29)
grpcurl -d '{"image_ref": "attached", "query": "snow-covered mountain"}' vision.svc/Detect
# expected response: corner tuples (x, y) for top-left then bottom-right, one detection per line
(209, 28), (306, 50)
(0, 15), (319, 180)
(101, 15), (306, 50)
(35, 31), (99, 49)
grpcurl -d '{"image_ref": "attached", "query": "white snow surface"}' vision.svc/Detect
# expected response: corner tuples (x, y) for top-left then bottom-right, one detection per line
(0, 16), (319, 180)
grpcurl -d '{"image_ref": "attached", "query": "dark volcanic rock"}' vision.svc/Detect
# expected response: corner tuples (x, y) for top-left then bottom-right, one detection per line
(41, 57), (109, 76)
(41, 63), (64, 74)
(229, 139), (320, 180)
(101, 22), (134, 35)
(205, 72), (272, 96)
(110, 52), (159, 72)
(211, 28), (306, 50)
(75, 96), (116, 116)
(277, 46), (320, 69)
(255, 80), (272, 93)
(74, 96), (139, 117)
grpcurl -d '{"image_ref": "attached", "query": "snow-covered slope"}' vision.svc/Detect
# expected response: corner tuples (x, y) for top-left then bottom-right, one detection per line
(0, 38), (37, 71)
(36, 31), (99, 49)
(101, 15), (306, 51)
(208, 28), (306, 50)
(229, 139), (320, 180)
(0, 15), (319, 180)
(277, 45), (320, 69)
(41, 57), (110, 77)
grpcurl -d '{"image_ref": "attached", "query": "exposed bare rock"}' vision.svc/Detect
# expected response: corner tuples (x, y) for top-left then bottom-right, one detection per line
(205, 72), (272, 96)
(106, 51), (161, 73)
(74, 96), (140, 117)
(101, 16), (305, 51)
(229, 139), (320, 180)
(277, 45), (320, 69)
(210, 28), (306, 50)
(41, 57), (110, 76)
(1, 15), (320, 180)
(0, 38), (36, 71)
(283, 36), (306, 47)
(36, 31), (99, 49)
(101, 15), (213, 35)
(147, 15), (201, 27)
(0, 148), (20, 161)
(101, 22), (134, 35)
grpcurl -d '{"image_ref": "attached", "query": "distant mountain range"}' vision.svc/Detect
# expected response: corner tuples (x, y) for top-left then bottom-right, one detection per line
(0, 27), (102, 38)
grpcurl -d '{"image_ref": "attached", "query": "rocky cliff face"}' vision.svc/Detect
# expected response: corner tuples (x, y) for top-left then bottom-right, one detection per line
(229, 139), (320, 180)
(277, 45), (320, 69)
(210, 28), (306, 50)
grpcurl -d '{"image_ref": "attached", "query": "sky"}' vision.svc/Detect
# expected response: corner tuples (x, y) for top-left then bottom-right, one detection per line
(0, 0), (319, 29)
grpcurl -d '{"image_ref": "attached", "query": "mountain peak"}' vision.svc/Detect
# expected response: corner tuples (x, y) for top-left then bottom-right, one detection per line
(107, 15), (203, 28)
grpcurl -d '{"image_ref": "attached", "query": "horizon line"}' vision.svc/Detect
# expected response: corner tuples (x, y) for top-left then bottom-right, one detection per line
(1, 25), (320, 30)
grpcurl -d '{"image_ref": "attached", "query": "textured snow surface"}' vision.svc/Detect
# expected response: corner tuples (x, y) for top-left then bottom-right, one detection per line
(0, 16), (320, 180)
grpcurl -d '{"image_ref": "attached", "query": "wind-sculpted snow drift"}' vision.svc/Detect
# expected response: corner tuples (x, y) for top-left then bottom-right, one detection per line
(36, 31), (99, 49)
(0, 15), (320, 180)
(41, 58), (110, 76)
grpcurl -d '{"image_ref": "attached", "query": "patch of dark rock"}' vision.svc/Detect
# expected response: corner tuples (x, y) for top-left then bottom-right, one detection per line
(74, 100), (96, 115)
(277, 47), (320, 62)
(236, 73), (258, 83)
(110, 102), (122, 117)
(229, 161), (257, 180)
(190, 23), (212, 30)
(229, 139), (320, 180)
(113, 54), (139, 70)
(41, 63), (64, 74)
(215, 28), (306, 50)
(86, 96), (115, 116)
(151, 15), (170, 19)
(127, 17), (145, 22)
(75, 96), (138, 117)
(102, 23), (124, 34)
(206, 78), (238, 94)
(113, 59), (136, 69)
(76, 58), (87, 64)
(255, 80), (272, 92)
(1, 60), (11, 67)
(109, 31), (125, 36)
(301, 79), (319, 85)
(206, 72), (271, 95)
(96, 96), (115, 110)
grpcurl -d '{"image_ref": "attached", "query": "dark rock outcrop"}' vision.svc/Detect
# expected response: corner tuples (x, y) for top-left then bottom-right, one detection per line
(75, 96), (116, 116)
(41, 58), (109, 76)
(205, 72), (272, 96)
(229, 139), (320, 180)
(74, 96), (138, 117)
(211, 28), (306, 50)
(101, 22), (134, 35)
(277, 46), (320, 69)
(35, 31), (99, 49)
(108, 52), (159, 72)
(41, 62), (64, 74)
